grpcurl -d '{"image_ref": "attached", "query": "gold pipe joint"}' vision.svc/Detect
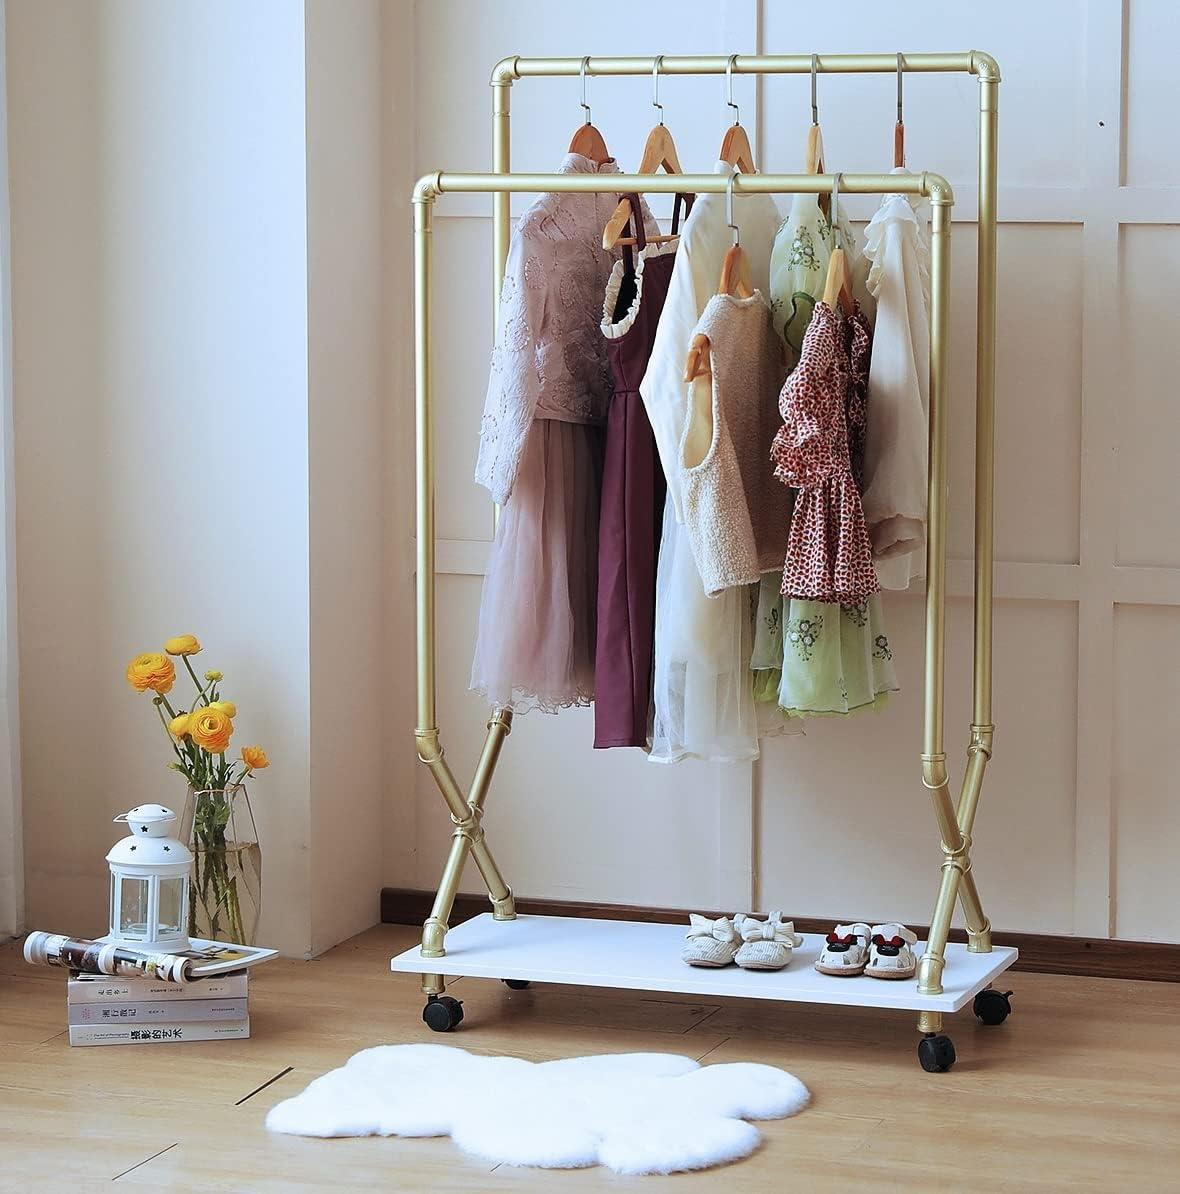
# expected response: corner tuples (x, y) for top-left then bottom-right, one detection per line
(967, 922), (993, 953)
(922, 172), (954, 207)
(449, 805), (485, 844)
(921, 753), (948, 790)
(916, 953), (945, 995)
(916, 1009), (943, 1034)
(491, 888), (517, 921)
(487, 707), (514, 735)
(970, 50), (1002, 82)
(421, 918), (448, 959)
(420, 973), (446, 996)
(490, 55), (519, 85)
(415, 728), (444, 766)
(969, 724), (995, 758)
(412, 172), (442, 205)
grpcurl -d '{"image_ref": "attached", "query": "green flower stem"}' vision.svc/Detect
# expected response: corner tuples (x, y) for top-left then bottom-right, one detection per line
(181, 655), (207, 700)
(154, 700), (193, 776)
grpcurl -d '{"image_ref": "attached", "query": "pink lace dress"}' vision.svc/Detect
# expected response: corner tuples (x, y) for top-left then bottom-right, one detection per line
(470, 154), (654, 713)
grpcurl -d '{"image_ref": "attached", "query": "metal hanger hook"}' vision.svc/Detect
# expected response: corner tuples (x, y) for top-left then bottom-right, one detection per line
(897, 52), (904, 123)
(652, 55), (664, 124)
(726, 54), (740, 126)
(811, 54), (820, 125)
(726, 171), (740, 247)
(580, 56), (592, 125)
(829, 173), (841, 247)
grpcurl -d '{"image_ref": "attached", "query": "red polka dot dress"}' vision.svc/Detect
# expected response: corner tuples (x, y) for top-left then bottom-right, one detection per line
(771, 300), (880, 606)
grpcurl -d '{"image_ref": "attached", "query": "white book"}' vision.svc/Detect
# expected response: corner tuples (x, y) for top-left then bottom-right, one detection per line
(69, 998), (248, 1025)
(68, 1018), (251, 1046)
(68, 971), (248, 1002)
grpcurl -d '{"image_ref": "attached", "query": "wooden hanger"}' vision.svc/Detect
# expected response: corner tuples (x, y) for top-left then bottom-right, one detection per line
(719, 55), (756, 172)
(822, 176), (855, 316)
(603, 61), (684, 250)
(806, 55), (829, 217)
(717, 243), (754, 298)
(893, 53), (906, 168)
(569, 57), (611, 165)
(683, 333), (712, 383)
(822, 246), (855, 316)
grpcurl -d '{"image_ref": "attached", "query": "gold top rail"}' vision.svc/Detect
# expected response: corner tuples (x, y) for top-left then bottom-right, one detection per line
(415, 170), (953, 205)
(492, 51), (1000, 84)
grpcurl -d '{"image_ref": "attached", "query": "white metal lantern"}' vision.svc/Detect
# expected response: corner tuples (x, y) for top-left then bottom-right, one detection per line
(105, 804), (193, 952)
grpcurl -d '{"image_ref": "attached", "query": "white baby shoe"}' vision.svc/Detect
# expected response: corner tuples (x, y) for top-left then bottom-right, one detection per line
(814, 922), (872, 976)
(734, 911), (804, 971)
(681, 914), (744, 968)
(865, 923), (919, 979)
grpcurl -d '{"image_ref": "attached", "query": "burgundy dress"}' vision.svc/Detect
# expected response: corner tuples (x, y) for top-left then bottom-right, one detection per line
(594, 194), (693, 748)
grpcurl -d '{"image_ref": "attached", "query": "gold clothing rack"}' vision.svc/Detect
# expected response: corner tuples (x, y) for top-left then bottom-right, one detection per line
(391, 51), (1013, 1071)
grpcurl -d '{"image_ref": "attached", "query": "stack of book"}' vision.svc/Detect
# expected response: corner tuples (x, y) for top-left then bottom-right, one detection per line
(67, 970), (250, 1046)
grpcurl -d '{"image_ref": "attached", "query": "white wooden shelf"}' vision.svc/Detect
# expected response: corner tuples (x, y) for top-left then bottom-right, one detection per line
(390, 913), (1019, 1014)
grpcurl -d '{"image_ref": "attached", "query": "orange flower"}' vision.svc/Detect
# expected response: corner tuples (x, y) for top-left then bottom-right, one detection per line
(164, 634), (202, 657)
(126, 653), (176, 695)
(188, 706), (234, 754)
(240, 745), (269, 771)
(168, 713), (191, 739)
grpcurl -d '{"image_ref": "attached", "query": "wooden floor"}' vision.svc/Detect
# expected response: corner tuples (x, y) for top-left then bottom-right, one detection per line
(2, 925), (1179, 1192)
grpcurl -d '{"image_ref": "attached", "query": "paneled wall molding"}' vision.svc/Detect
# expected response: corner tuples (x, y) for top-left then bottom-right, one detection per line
(406, 0), (1179, 945)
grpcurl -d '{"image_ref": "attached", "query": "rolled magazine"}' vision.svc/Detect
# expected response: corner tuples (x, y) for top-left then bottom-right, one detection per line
(24, 931), (276, 983)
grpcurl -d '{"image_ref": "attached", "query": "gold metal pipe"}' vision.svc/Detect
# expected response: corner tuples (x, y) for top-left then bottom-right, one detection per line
(433, 171), (951, 200)
(468, 709), (514, 812)
(923, 199), (951, 762)
(413, 192), (435, 736)
(421, 827), (474, 958)
(917, 855), (963, 995)
(468, 836), (515, 921)
(974, 78), (999, 732)
(492, 72), (511, 317)
(958, 866), (993, 952)
(491, 52), (991, 81)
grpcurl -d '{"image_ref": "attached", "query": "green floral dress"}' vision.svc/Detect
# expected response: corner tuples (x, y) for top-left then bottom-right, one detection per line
(754, 193), (896, 716)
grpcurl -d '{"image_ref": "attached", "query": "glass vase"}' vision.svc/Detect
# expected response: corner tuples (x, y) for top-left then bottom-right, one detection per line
(179, 785), (262, 946)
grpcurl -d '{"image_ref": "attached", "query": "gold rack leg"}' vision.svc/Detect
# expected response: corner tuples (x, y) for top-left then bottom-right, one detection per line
(415, 180), (518, 976)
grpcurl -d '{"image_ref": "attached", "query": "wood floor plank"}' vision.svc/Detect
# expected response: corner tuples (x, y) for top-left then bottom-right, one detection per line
(4, 927), (1180, 1191)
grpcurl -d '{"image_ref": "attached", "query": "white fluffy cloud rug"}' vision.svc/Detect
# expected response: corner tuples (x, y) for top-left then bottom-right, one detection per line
(265, 1044), (809, 1175)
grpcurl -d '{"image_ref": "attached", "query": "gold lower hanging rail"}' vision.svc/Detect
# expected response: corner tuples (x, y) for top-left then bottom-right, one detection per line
(411, 170), (993, 1040)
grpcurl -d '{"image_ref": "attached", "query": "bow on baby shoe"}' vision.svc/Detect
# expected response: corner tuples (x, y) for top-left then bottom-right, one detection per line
(740, 911), (804, 947)
(686, 914), (738, 943)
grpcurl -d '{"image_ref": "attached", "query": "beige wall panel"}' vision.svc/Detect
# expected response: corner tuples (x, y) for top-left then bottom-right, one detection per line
(758, 596), (1078, 933)
(761, 1), (1084, 190)
(1112, 604), (1180, 942)
(1124, 0), (1180, 187)
(944, 225), (1082, 566)
(432, 217), (496, 543)
(414, 0), (756, 222)
(414, 576), (722, 908)
(1115, 225), (1180, 567)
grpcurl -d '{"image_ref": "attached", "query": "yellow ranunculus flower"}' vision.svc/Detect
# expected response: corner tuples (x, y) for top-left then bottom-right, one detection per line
(126, 653), (176, 695)
(188, 707), (234, 754)
(208, 700), (237, 719)
(164, 634), (202, 657)
(168, 713), (191, 739)
(204, 670), (223, 682)
(240, 745), (269, 771)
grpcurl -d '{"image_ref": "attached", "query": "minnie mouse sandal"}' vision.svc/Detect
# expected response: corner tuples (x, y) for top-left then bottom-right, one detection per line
(865, 923), (919, 979)
(814, 922), (871, 976)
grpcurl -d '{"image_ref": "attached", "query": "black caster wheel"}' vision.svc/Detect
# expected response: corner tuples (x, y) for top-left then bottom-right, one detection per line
(917, 1033), (956, 1073)
(973, 988), (1013, 1026)
(422, 995), (464, 1032)
(502, 979), (531, 990)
